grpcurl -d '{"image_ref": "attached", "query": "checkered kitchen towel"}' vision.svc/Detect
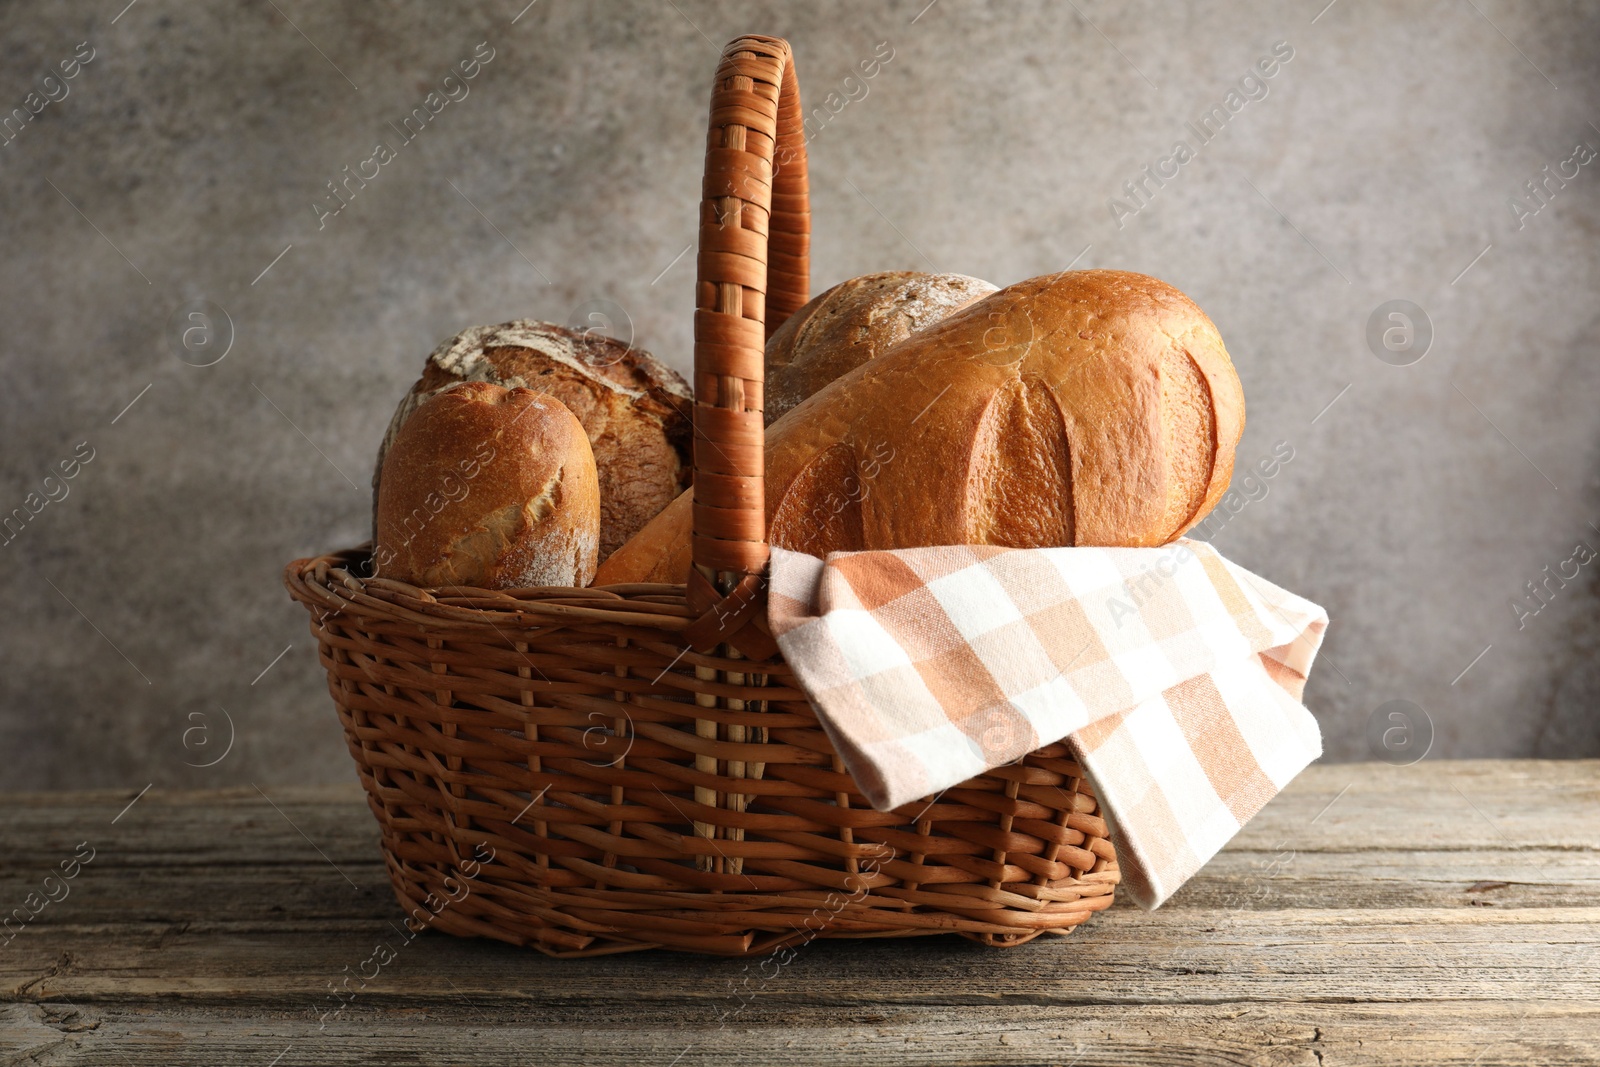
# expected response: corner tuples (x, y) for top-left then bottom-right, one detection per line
(767, 539), (1328, 909)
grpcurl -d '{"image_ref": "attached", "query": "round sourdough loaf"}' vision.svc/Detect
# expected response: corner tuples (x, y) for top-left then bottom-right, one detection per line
(375, 382), (599, 589)
(373, 321), (691, 562)
(764, 271), (997, 425)
(594, 270), (1245, 585)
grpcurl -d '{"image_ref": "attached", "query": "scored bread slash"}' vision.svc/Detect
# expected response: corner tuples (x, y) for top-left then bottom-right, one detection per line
(373, 320), (692, 562)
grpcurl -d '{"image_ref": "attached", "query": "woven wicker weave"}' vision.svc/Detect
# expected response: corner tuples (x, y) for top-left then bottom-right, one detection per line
(284, 34), (1118, 958)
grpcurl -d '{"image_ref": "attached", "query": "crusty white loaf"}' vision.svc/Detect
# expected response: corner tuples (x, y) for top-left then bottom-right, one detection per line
(375, 382), (599, 589)
(594, 270), (1244, 585)
(374, 321), (691, 562)
(764, 271), (997, 425)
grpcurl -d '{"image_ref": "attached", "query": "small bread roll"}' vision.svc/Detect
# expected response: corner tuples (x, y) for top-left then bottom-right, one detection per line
(375, 382), (599, 589)
(375, 321), (692, 562)
(764, 271), (997, 425)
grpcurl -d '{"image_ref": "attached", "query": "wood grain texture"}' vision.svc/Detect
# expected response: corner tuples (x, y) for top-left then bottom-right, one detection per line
(2, 760), (1597, 1066)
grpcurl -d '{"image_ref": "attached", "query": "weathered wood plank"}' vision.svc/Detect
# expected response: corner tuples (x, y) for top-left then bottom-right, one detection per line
(0, 784), (384, 867)
(1229, 760), (1600, 852)
(4, 843), (1591, 932)
(3, 761), (1596, 870)
(1165, 849), (1600, 909)
(5, 908), (1597, 1005)
(6, 1001), (1600, 1066)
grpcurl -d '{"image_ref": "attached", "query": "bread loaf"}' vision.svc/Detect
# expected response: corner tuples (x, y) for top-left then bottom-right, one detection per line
(375, 382), (600, 589)
(764, 271), (997, 425)
(594, 270), (1244, 584)
(374, 321), (692, 561)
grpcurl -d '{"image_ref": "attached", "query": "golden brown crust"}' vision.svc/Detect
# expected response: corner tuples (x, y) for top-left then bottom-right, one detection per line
(596, 270), (1246, 581)
(593, 487), (692, 586)
(375, 382), (599, 589)
(373, 321), (692, 562)
(764, 272), (997, 425)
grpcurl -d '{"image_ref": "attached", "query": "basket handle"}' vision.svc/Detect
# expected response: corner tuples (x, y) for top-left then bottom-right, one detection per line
(692, 35), (808, 577)
(685, 35), (808, 642)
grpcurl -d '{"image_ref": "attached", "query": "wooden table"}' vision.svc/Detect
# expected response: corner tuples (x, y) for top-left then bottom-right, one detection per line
(2, 760), (1596, 1065)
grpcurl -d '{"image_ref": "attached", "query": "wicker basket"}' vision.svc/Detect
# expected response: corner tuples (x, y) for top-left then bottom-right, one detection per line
(284, 34), (1118, 958)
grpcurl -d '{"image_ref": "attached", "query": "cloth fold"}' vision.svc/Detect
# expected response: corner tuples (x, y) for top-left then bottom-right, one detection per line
(766, 539), (1327, 909)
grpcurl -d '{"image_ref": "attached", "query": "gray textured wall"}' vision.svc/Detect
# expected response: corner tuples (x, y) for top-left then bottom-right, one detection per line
(2, 0), (1597, 791)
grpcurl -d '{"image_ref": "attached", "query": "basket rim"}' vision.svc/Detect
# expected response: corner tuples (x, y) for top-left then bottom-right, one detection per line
(285, 545), (711, 627)
(284, 546), (799, 684)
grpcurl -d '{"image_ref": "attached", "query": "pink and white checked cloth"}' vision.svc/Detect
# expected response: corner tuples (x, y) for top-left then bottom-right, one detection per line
(767, 539), (1328, 909)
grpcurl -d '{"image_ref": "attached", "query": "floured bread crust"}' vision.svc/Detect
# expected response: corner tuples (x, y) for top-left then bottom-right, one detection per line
(373, 321), (691, 561)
